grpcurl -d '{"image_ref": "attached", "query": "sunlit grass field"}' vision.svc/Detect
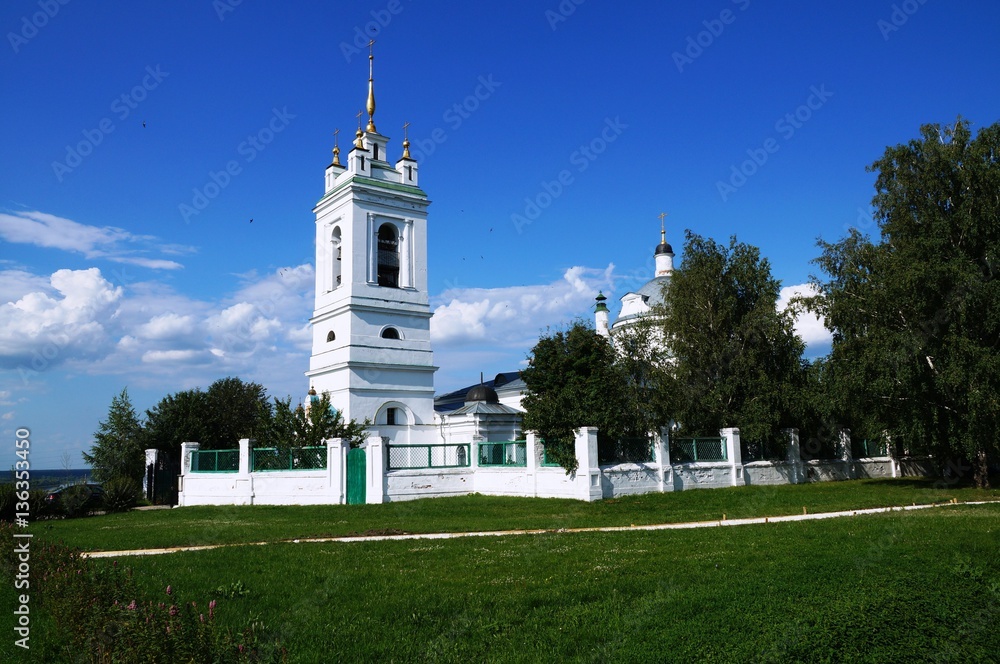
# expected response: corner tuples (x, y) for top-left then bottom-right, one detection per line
(35, 477), (1000, 552)
(102, 505), (1000, 662)
(10, 479), (1000, 662)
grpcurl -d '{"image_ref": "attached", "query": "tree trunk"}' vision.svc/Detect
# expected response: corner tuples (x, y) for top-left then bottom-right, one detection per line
(973, 448), (990, 490)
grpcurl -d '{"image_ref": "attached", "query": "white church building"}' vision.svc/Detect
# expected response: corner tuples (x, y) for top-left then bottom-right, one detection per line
(174, 51), (915, 507)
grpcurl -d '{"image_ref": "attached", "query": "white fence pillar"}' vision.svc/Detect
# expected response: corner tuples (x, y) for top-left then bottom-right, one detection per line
(177, 442), (199, 507)
(236, 438), (253, 503)
(327, 438), (348, 505)
(365, 435), (385, 504)
(722, 427), (743, 486)
(783, 428), (802, 484)
(656, 427), (672, 493)
(838, 428), (854, 479)
(143, 448), (160, 500)
(238, 438), (251, 476)
(574, 427), (602, 502)
(180, 441), (200, 476)
(525, 432), (538, 498)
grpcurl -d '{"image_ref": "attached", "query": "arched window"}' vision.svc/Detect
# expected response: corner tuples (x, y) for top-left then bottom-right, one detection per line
(377, 224), (399, 288)
(326, 330), (335, 342)
(381, 327), (400, 340)
(331, 227), (342, 288)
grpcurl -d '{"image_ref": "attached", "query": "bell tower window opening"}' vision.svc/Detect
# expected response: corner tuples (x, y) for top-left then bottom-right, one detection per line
(377, 223), (399, 287)
(381, 326), (400, 340)
(326, 330), (335, 342)
(373, 143), (380, 160)
(331, 227), (342, 288)
(386, 407), (396, 425)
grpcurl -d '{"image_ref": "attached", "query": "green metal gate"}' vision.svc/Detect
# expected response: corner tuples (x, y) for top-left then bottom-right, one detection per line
(346, 447), (366, 505)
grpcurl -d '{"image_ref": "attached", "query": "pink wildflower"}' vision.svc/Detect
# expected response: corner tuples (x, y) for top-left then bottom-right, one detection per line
(200, 614), (205, 623)
(169, 605), (177, 616)
(165, 585), (172, 596)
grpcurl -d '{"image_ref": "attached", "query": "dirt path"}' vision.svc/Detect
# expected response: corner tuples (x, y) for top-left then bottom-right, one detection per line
(80, 499), (998, 559)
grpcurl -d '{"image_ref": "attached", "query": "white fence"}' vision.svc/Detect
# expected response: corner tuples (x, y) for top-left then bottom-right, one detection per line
(175, 428), (933, 506)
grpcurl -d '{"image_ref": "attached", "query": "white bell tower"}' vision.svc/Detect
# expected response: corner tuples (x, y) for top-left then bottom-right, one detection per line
(306, 43), (435, 429)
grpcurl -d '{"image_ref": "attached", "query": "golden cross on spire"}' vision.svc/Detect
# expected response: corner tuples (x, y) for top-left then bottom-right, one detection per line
(659, 212), (668, 242)
(354, 110), (364, 148)
(402, 121), (411, 159)
(332, 128), (341, 165)
(365, 39), (377, 133)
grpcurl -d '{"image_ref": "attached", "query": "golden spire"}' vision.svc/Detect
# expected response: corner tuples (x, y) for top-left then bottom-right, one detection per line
(332, 128), (341, 166)
(659, 212), (668, 243)
(402, 121), (411, 159)
(366, 39), (377, 133)
(354, 110), (364, 148)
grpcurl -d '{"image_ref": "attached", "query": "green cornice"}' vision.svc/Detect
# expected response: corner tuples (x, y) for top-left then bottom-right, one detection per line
(315, 174), (426, 206)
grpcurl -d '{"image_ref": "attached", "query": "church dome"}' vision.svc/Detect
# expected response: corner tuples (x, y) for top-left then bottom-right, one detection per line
(654, 240), (673, 255)
(465, 384), (499, 404)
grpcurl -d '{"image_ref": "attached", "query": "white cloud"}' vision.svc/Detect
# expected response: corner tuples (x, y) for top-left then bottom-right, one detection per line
(0, 263), (315, 391)
(135, 313), (198, 341)
(108, 257), (184, 270)
(0, 268), (123, 369)
(0, 269), (54, 304)
(778, 283), (832, 347)
(0, 210), (194, 270)
(431, 265), (615, 347)
(0, 210), (126, 254)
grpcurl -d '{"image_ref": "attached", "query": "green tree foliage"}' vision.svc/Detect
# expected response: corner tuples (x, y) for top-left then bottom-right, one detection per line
(520, 322), (630, 472)
(141, 388), (210, 457)
(202, 377), (272, 449)
(83, 388), (145, 484)
(656, 232), (805, 443)
(262, 392), (370, 449)
(611, 316), (674, 436)
(810, 118), (999, 487)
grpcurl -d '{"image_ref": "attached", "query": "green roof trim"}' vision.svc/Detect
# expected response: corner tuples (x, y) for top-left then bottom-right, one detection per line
(315, 174), (426, 206)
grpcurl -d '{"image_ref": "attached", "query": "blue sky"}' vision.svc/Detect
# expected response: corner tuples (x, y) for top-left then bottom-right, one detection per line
(3, 0), (999, 469)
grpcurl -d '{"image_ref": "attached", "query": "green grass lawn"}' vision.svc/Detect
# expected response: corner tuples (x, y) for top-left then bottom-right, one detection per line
(75, 505), (1000, 662)
(34, 477), (1000, 552)
(9, 479), (1000, 662)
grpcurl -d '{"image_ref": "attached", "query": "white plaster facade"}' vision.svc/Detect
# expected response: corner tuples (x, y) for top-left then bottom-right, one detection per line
(305, 93), (437, 436)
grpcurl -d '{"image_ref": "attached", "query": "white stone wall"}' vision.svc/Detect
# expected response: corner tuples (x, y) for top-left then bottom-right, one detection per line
(176, 428), (919, 507)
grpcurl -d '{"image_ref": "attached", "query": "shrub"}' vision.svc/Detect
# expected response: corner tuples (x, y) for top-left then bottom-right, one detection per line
(103, 476), (140, 514)
(0, 521), (284, 661)
(58, 484), (103, 518)
(0, 483), (51, 521)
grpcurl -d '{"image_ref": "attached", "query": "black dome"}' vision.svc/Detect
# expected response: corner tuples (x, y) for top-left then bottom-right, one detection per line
(465, 384), (499, 404)
(655, 241), (674, 255)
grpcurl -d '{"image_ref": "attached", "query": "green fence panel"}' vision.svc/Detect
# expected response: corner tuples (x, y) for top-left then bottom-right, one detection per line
(670, 437), (727, 463)
(191, 449), (239, 473)
(478, 441), (527, 467)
